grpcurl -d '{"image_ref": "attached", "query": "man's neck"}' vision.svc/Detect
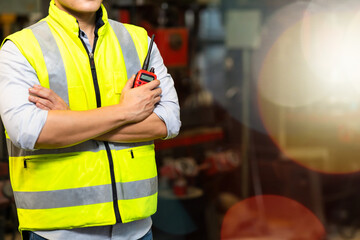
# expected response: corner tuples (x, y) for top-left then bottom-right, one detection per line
(55, 3), (97, 47)
(77, 13), (96, 47)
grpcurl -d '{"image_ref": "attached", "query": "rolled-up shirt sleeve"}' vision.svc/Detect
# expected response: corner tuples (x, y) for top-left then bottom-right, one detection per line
(0, 40), (48, 150)
(149, 39), (181, 139)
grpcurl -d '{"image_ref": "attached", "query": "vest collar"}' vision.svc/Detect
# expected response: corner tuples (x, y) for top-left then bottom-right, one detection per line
(48, 0), (108, 37)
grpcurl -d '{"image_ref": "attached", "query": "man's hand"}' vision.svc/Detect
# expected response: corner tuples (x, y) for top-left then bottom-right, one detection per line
(28, 75), (162, 125)
(119, 75), (162, 123)
(31, 75), (164, 148)
(29, 84), (69, 110)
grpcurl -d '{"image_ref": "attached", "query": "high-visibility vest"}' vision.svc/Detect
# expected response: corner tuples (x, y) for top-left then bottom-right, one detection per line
(2, 0), (158, 232)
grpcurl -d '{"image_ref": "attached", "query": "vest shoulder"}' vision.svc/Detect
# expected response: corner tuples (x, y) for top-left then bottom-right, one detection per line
(1, 21), (47, 78)
(123, 24), (148, 44)
(108, 20), (147, 36)
(123, 23), (147, 34)
(3, 20), (46, 46)
(3, 28), (31, 47)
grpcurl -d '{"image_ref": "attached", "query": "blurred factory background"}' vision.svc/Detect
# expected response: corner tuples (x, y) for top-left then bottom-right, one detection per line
(2, 0), (360, 239)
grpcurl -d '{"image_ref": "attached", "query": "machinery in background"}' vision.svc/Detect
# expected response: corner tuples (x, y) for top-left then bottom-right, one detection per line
(160, 150), (240, 197)
(155, 27), (188, 68)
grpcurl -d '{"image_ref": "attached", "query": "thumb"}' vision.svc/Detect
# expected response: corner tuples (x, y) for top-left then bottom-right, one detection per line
(124, 74), (136, 90)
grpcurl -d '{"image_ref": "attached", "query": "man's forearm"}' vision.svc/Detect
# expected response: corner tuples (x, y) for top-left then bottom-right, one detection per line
(33, 79), (162, 149)
(35, 105), (132, 149)
(94, 113), (167, 143)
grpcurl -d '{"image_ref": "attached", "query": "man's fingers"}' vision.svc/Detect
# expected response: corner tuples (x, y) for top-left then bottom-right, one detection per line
(124, 75), (135, 90)
(36, 102), (50, 111)
(154, 87), (162, 97)
(29, 85), (56, 102)
(154, 96), (161, 103)
(29, 85), (70, 110)
(132, 79), (160, 90)
(144, 79), (160, 90)
(29, 95), (53, 109)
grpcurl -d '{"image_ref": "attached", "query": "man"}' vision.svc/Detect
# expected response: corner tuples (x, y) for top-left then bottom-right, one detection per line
(0, 0), (181, 239)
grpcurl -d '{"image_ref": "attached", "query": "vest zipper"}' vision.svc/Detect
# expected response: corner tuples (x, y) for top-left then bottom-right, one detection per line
(79, 34), (122, 223)
(104, 141), (122, 223)
(84, 42), (101, 108)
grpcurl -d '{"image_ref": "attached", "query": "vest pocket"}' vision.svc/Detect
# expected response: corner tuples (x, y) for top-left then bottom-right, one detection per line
(23, 153), (77, 169)
(112, 145), (158, 222)
(12, 150), (111, 192)
(113, 145), (157, 183)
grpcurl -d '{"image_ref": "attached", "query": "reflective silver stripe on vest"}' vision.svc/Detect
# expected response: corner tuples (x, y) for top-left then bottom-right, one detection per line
(6, 138), (104, 157)
(117, 176), (157, 200)
(108, 20), (142, 78)
(29, 21), (69, 105)
(14, 176), (157, 210)
(14, 184), (112, 209)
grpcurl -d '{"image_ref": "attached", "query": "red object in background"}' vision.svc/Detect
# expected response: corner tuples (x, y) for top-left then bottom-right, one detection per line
(118, 10), (130, 24)
(173, 178), (187, 197)
(154, 28), (188, 67)
(205, 151), (240, 176)
(221, 195), (326, 240)
(140, 21), (156, 38)
(155, 128), (224, 151)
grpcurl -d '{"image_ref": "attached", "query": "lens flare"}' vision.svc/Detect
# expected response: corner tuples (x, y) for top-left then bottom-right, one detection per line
(221, 195), (325, 240)
(255, 1), (360, 173)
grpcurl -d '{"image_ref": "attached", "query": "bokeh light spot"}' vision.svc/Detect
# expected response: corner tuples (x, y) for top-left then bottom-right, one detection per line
(221, 195), (325, 240)
(254, 1), (360, 174)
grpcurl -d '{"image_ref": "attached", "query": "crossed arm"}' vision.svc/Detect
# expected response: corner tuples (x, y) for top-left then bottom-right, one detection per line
(0, 40), (179, 150)
(29, 76), (167, 149)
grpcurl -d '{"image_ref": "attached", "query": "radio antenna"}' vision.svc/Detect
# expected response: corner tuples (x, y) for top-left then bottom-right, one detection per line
(142, 34), (155, 71)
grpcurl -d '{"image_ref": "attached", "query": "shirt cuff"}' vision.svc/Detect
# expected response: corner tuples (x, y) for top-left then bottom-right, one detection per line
(153, 104), (181, 140)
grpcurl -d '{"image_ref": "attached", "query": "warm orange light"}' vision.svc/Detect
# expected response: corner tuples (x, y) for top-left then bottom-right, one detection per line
(221, 195), (326, 240)
(255, 2), (360, 174)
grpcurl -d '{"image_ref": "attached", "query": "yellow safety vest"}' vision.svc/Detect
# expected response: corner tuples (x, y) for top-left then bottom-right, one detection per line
(2, 0), (158, 232)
